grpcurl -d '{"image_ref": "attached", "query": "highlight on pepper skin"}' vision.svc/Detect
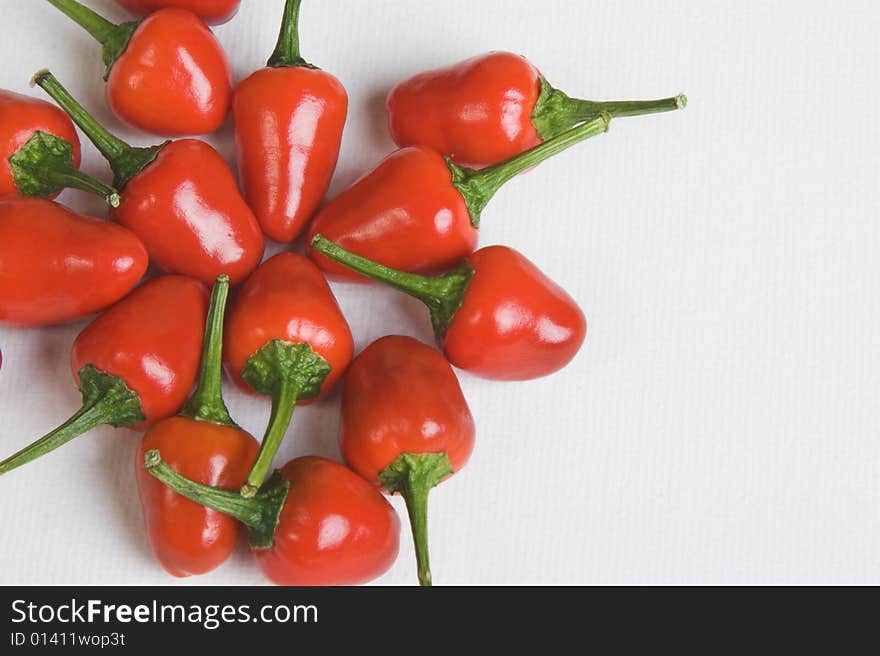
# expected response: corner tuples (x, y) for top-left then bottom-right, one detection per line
(48, 0), (233, 136)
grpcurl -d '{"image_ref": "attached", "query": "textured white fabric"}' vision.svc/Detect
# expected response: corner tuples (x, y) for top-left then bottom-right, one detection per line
(0, 0), (877, 584)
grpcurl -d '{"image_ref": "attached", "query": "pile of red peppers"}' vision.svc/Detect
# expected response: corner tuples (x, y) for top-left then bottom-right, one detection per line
(0, 0), (686, 586)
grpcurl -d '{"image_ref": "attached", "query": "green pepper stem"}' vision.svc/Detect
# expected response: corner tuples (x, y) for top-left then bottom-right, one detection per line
(42, 168), (120, 207)
(32, 70), (164, 189)
(379, 452), (454, 587)
(144, 450), (265, 526)
(47, 0), (116, 44)
(0, 366), (144, 475)
(532, 76), (685, 141)
(241, 377), (300, 498)
(237, 340), (331, 496)
(570, 94), (686, 120)
(267, 0), (313, 69)
(0, 402), (110, 475)
(311, 234), (475, 337)
(181, 275), (236, 426)
(10, 130), (119, 204)
(449, 112), (611, 227)
(144, 450), (290, 549)
(32, 69), (126, 160)
(403, 481), (432, 586)
(46, 0), (140, 79)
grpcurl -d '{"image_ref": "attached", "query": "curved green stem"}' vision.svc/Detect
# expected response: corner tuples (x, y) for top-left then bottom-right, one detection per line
(144, 450), (290, 549)
(241, 377), (299, 497)
(0, 366), (144, 475)
(33, 69), (126, 160)
(238, 340), (331, 496)
(47, 0), (140, 79)
(404, 483), (432, 586)
(449, 112), (611, 227)
(379, 452), (454, 587)
(533, 77), (686, 140)
(267, 0), (314, 69)
(32, 70), (165, 190)
(568, 95), (686, 120)
(9, 130), (119, 205)
(43, 169), (120, 207)
(311, 234), (474, 337)
(47, 0), (115, 43)
(181, 275), (236, 426)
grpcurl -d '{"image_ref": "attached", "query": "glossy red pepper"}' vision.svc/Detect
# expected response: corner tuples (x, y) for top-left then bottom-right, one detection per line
(223, 252), (354, 496)
(136, 276), (258, 577)
(0, 198), (147, 327)
(0, 90), (80, 199)
(48, 0), (232, 136)
(341, 336), (475, 586)
(35, 71), (264, 286)
(312, 236), (587, 381)
(388, 51), (686, 168)
(115, 0), (241, 25)
(234, 0), (347, 243)
(146, 453), (400, 586)
(0, 275), (208, 475)
(307, 113), (610, 281)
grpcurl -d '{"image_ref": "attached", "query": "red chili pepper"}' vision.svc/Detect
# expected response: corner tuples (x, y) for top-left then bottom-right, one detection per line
(223, 252), (353, 496)
(145, 453), (400, 586)
(234, 0), (347, 243)
(312, 236), (587, 381)
(0, 198), (147, 327)
(307, 113), (610, 281)
(0, 275), (208, 475)
(47, 0), (232, 136)
(34, 71), (264, 286)
(388, 51), (686, 168)
(136, 276), (259, 577)
(340, 335), (475, 586)
(1, 91), (116, 205)
(0, 90), (81, 199)
(114, 0), (241, 25)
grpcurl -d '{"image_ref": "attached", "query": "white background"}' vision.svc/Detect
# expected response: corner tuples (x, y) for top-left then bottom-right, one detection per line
(0, 0), (877, 585)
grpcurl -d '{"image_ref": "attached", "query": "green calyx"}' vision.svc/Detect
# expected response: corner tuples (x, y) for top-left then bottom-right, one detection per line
(532, 76), (687, 141)
(448, 112), (611, 228)
(99, 21), (141, 81)
(47, 0), (141, 80)
(380, 452), (454, 587)
(32, 69), (166, 190)
(310, 234), (475, 338)
(0, 365), (144, 475)
(144, 450), (291, 549)
(239, 340), (331, 497)
(180, 275), (237, 427)
(267, 0), (317, 69)
(9, 131), (120, 206)
(242, 340), (330, 400)
(107, 142), (166, 192)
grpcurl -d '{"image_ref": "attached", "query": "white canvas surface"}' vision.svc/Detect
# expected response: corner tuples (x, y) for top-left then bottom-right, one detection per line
(0, 0), (877, 584)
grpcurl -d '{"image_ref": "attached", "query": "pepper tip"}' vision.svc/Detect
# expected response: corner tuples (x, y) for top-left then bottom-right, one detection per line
(144, 449), (161, 470)
(30, 68), (51, 88)
(676, 93), (688, 110)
